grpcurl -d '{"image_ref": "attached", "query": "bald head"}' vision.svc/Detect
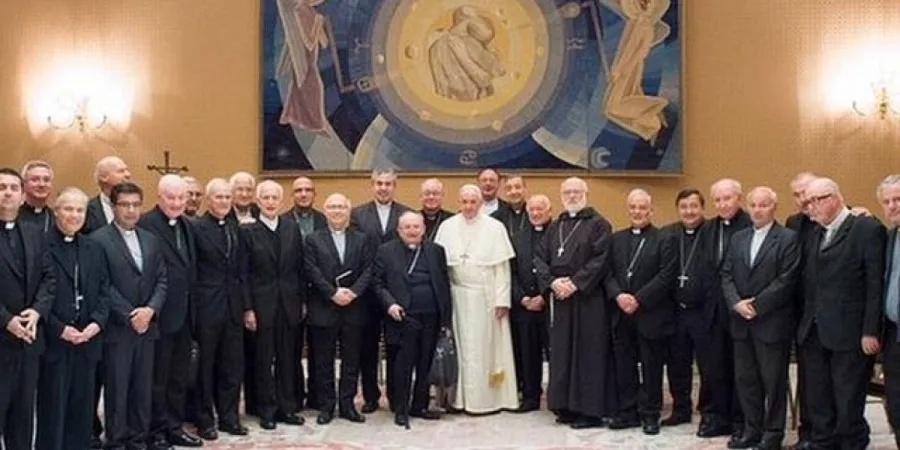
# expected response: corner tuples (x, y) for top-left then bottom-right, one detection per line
(94, 156), (131, 194)
(205, 178), (233, 219)
(747, 186), (778, 228)
(561, 177), (588, 214)
(420, 178), (444, 213)
(526, 194), (552, 226)
(710, 178), (743, 220)
(323, 193), (351, 230)
(290, 176), (316, 209)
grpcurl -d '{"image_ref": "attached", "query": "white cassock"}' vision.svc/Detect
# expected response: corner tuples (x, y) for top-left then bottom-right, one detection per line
(435, 214), (518, 413)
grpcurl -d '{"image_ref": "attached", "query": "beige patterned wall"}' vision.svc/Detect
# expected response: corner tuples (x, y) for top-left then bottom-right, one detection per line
(1, 0), (899, 227)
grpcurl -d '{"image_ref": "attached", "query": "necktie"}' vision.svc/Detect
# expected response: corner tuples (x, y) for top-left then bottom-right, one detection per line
(225, 225), (234, 257)
(175, 224), (187, 258)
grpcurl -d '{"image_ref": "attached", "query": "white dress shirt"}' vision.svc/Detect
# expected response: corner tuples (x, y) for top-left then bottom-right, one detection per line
(375, 202), (392, 233)
(749, 222), (772, 265)
(101, 194), (114, 224)
(115, 223), (143, 271)
(260, 215), (278, 232)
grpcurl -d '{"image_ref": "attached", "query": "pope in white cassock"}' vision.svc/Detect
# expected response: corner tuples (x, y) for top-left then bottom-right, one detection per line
(434, 184), (519, 413)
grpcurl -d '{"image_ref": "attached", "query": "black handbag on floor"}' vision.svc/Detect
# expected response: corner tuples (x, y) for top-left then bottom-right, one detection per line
(429, 330), (458, 388)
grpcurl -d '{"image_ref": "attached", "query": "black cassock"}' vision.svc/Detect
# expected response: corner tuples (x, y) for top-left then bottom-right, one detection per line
(535, 207), (614, 420)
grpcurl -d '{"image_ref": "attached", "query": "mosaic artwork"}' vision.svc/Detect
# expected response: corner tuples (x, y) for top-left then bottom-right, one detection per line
(261, 0), (682, 172)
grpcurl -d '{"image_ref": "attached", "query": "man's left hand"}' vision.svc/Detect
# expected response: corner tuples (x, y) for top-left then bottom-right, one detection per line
(130, 307), (154, 334)
(862, 335), (881, 355)
(494, 306), (509, 320)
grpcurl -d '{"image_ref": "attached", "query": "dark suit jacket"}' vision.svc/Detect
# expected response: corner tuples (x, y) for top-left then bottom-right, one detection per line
(303, 228), (374, 327)
(192, 213), (246, 327)
(281, 207), (328, 236)
(491, 203), (528, 238)
(350, 201), (412, 246)
(18, 203), (54, 233)
(510, 224), (549, 323)
(0, 221), (55, 357)
(90, 224), (168, 343)
(799, 214), (886, 351)
(138, 207), (196, 334)
(421, 209), (454, 242)
(373, 239), (452, 339)
(44, 231), (109, 362)
(721, 223), (800, 343)
(702, 210), (753, 325)
(241, 218), (305, 328)
(81, 195), (109, 235)
(885, 228), (900, 343)
(604, 225), (677, 339)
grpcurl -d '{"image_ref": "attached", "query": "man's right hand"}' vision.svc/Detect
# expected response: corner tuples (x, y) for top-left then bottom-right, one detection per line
(60, 326), (82, 344)
(388, 304), (404, 322)
(6, 316), (33, 343)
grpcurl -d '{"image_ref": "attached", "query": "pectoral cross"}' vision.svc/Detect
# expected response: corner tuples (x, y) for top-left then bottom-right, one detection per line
(677, 275), (689, 288)
(557, 247), (564, 257)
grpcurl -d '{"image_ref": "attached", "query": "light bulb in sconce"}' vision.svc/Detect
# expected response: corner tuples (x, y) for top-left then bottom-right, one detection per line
(852, 73), (900, 120)
(46, 93), (108, 131)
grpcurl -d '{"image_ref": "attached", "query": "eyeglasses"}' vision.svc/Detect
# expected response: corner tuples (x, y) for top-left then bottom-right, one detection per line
(115, 201), (143, 209)
(808, 193), (833, 204)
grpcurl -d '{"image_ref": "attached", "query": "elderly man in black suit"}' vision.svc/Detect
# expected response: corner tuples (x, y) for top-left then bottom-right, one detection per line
(36, 187), (109, 450)
(137, 175), (201, 449)
(798, 177), (885, 450)
(878, 175), (900, 449)
(305, 193), (375, 425)
(350, 169), (411, 413)
(605, 189), (677, 435)
(374, 211), (452, 427)
(191, 178), (249, 440)
(281, 176), (327, 410)
(0, 167), (55, 450)
(90, 182), (168, 450)
(508, 194), (552, 414)
(242, 181), (306, 430)
(419, 178), (454, 243)
(721, 187), (800, 450)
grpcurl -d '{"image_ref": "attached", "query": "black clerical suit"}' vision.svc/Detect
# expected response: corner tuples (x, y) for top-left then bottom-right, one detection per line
(19, 203), (54, 233)
(0, 220), (55, 450)
(663, 221), (730, 426)
(785, 211), (816, 441)
(350, 200), (411, 410)
(137, 207), (197, 444)
(604, 225), (677, 425)
(882, 227), (900, 449)
(303, 227), (374, 416)
(91, 223), (168, 448)
(36, 231), (109, 450)
(374, 239), (452, 417)
(241, 218), (305, 421)
(491, 202), (529, 239)
(229, 205), (263, 417)
(192, 214), (246, 432)
(421, 209), (454, 243)
(510, 223), (550, 408)
(798, 213), (885, 450)
(721, 223), (800, 449)
(281, 207), (327, 410)
(703, 210), (752, 434)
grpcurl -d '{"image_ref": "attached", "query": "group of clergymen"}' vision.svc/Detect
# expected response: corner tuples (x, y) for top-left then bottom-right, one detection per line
(1, 159), (899, 450)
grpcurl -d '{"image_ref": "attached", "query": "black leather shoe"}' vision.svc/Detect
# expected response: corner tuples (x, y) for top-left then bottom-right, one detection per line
(339, 409), (366, 423)
(555, 413), (579, 424)
(166, 429), (202, 447)
(661, 412), (691, 426)
(511, 400), (540, 413)
(607, 416), (641, 430)
(361, 402), (379, 414)
(728, 434), (761, 449)
(149, 437), (173, 450)
(698, 423), (733, 438)
(219, 422), (249, 436)
(410, 409), (441, 420)
(277, 412), (305, 425)
(394, 414), (410, 427)
(570, 417), (605, 429)
(197, 427), (218, 441)
(642, 419), (660, 435)
(260, 418), (276, 430)
(316, 411), (333, 425)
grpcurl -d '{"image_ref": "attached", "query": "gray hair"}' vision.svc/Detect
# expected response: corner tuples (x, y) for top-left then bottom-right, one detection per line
(256, 180), (283, 199)
(459, 184), (482, 198)
(93, 156), (126, 184)
(205, 178), (231, 196)
(710, 178), (743, 197)
(370, 168), (397, 182)
(626, 188), (652, 204)
(747, 186), (778, 204)
(877, 174), (900, 200)
(158, 174), (187, 194)
(807, 177), (843, 201)
(561, 177), (588, 193)
(229, 171), (256, 187)
(421, 178), (443, 192)
(527, 194), (551, 208)
(54, 187), (89, 209)
(398, 210), (425, 226)
(21, 160), (53, 178)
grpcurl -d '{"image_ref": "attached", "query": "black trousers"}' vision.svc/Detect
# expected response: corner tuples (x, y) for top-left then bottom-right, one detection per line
(104, 335), (155, 447)
(243, 329), (258, 416)
(255, 314), (299, 420)
(667, 308), (731, 421)
(150, 325), (192, 438)
(800, 326), (872, 450)
(795, 339), (811, 441)
(312, 323), (362, 413)
(196, 320), (244, 430)
(0, 352), (39, 450)
(36, 350), (96, 450)
(301, 325), (315, 409)
(391, 314), (439, 414)
(884, 322), (900, 448)
(360, 307), (385, 406)
(614, 318), (667, 420)
(511, 318), (548, 404)
(734, 336), (790, 445)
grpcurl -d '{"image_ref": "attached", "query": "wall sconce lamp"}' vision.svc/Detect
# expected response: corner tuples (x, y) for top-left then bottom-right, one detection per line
(852, 81), (900, 120)
(46, 94), (108, 132)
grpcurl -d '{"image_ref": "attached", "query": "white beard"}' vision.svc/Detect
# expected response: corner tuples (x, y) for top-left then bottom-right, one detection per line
(564, 201), (586, 215)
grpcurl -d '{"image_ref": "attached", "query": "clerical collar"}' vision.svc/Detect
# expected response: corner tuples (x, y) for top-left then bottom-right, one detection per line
(260, 215), (278, 231)
(63, 235), (75, 243)
(632, 228), (642, 235)
(3, 221), (15, 230)
(534, 225), (544, 231)
(684, 227), (696, 235)
(722, 218), (731, 226)
(35, 207), (43, 214)
(168, 218), (178, 227)
(330, 227), (346, 235)
(27, 202), (45, 214)
(114, 222), (136, 236)
(406, 243), (419, 251)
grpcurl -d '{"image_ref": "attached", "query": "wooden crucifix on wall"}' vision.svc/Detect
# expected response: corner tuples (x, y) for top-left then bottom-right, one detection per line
(146, 150), (189, 175)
